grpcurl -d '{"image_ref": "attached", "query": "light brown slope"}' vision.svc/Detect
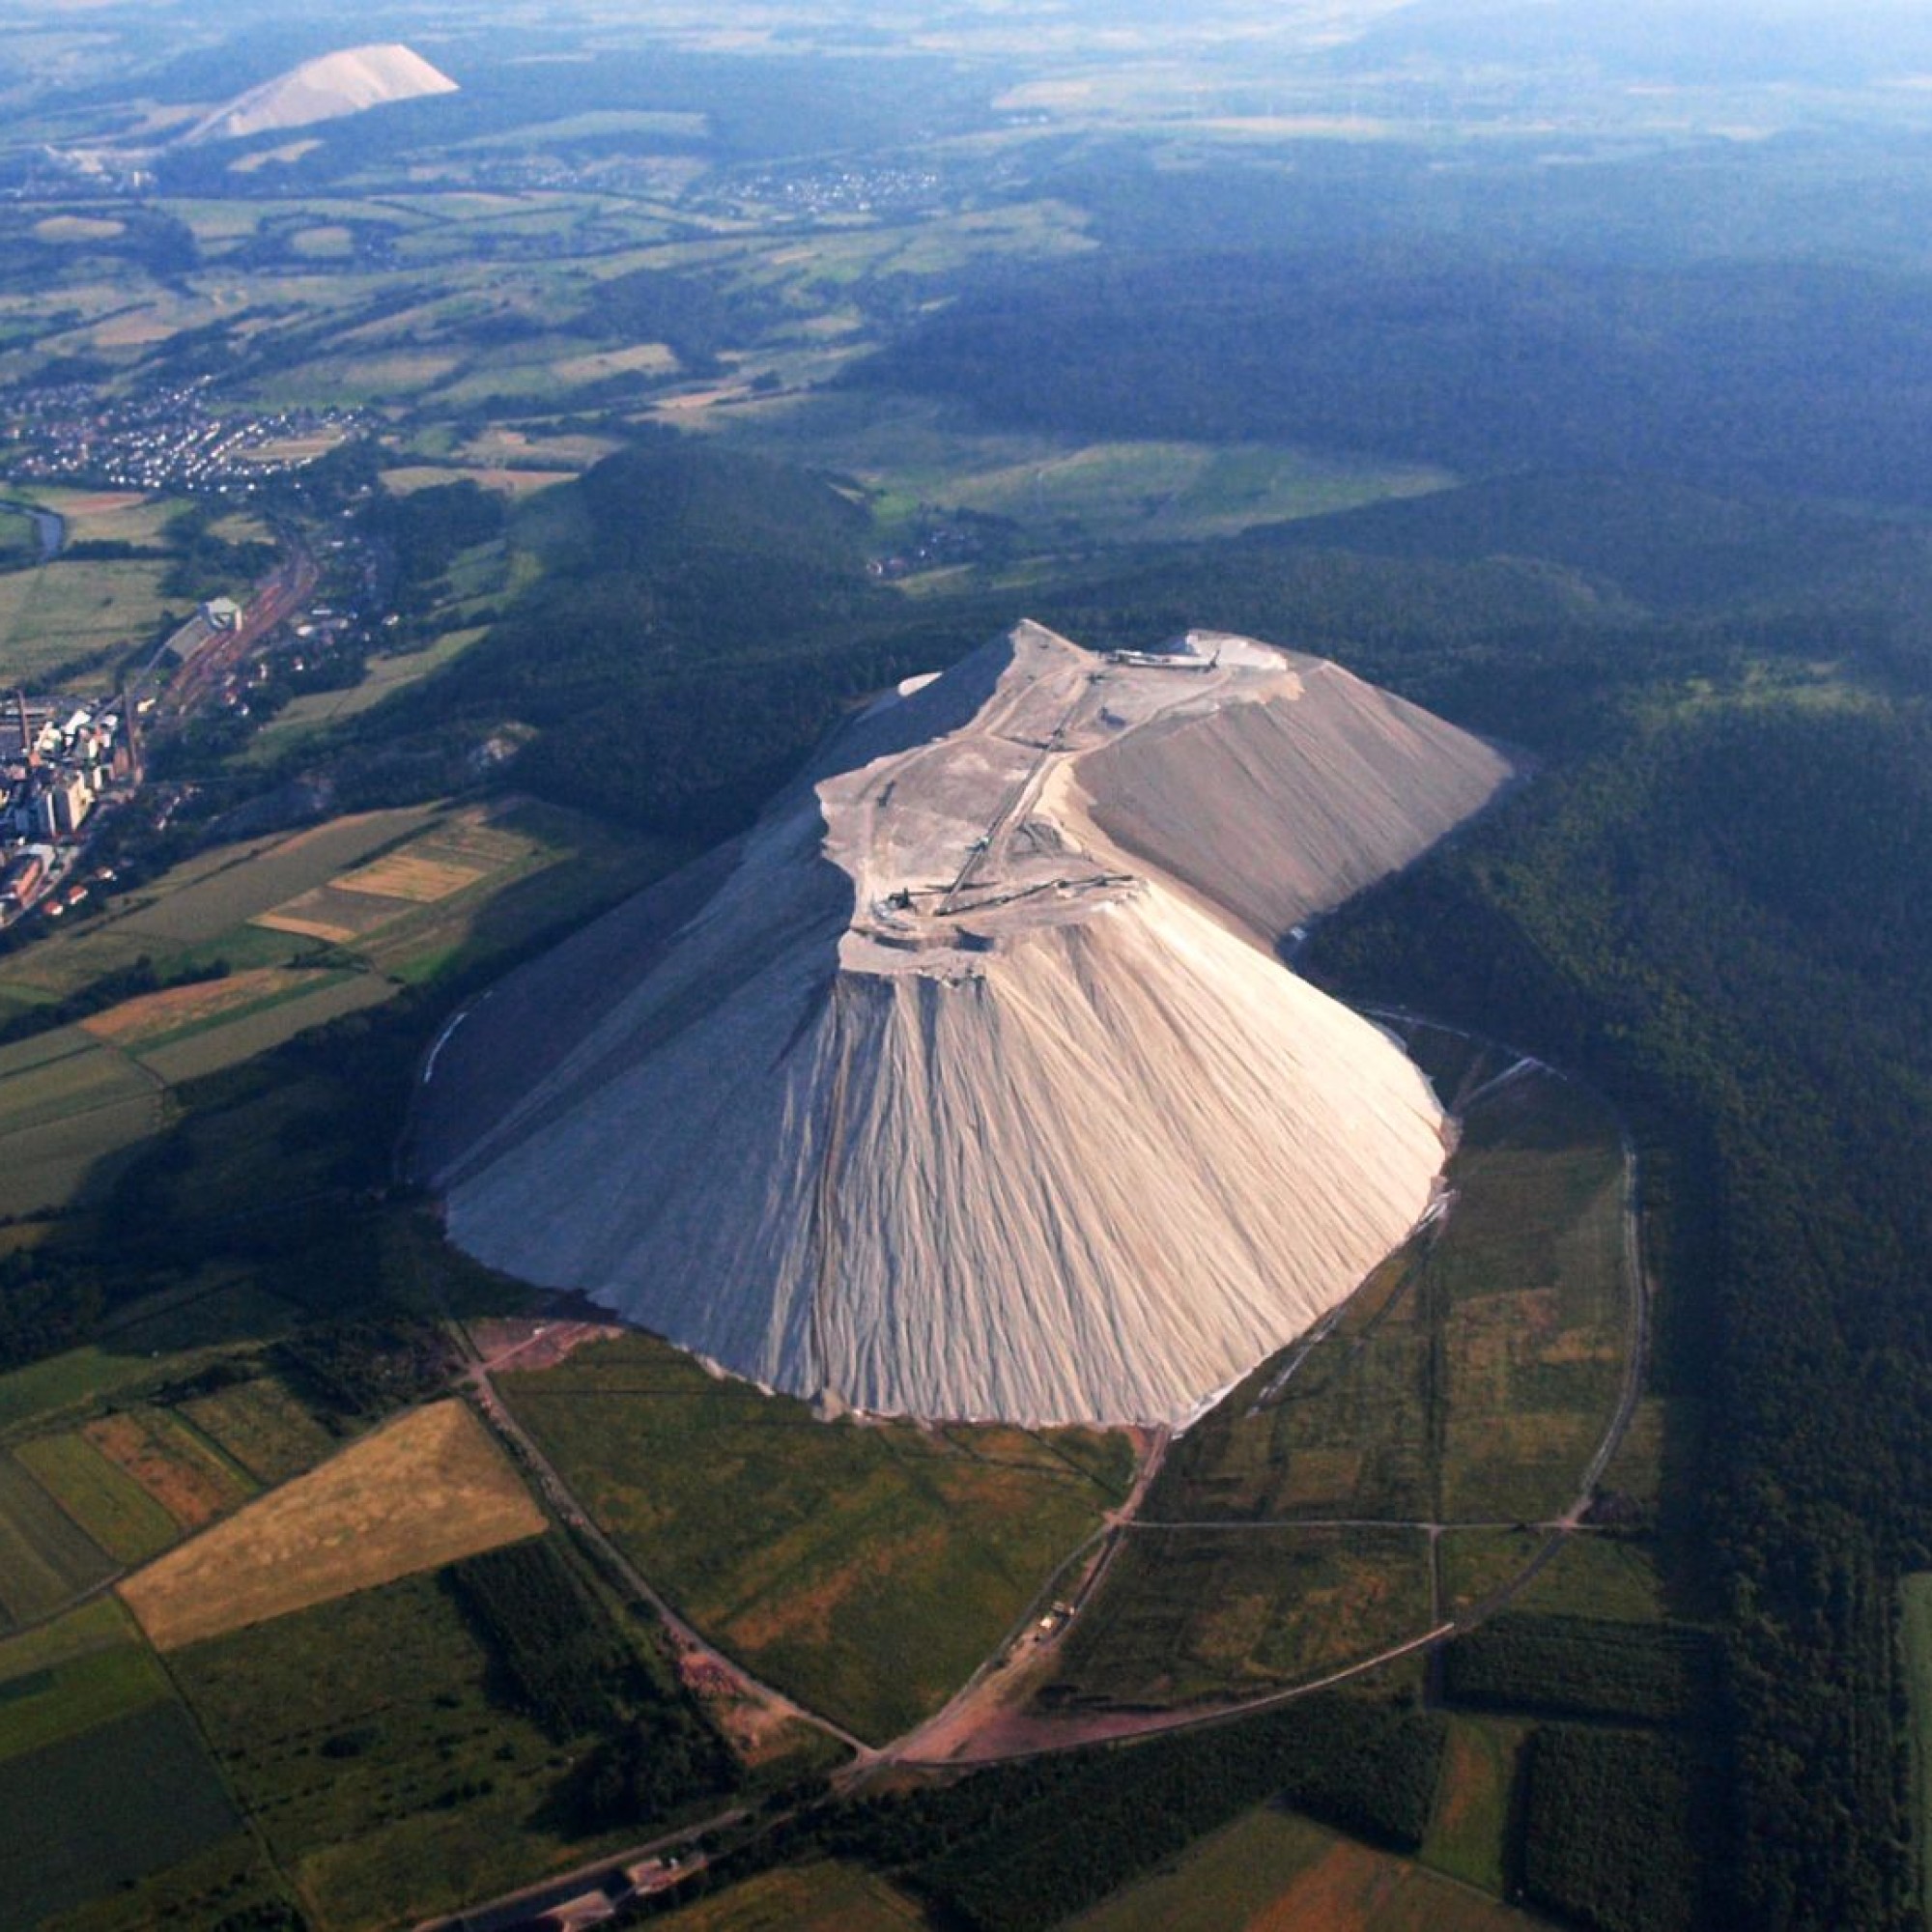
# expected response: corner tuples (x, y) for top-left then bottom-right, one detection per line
(1074, 632), (1513, 941)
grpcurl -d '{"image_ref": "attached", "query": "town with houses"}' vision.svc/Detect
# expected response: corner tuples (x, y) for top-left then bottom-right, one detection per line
(4, 379), (364, 496)
(0, 312), (404, 921)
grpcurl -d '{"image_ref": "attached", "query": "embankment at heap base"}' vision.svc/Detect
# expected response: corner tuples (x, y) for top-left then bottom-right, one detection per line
(417, 621), (1515, 1427)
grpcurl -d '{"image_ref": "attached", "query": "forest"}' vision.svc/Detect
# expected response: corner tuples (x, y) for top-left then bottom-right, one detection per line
(854, 246), (1932, 505)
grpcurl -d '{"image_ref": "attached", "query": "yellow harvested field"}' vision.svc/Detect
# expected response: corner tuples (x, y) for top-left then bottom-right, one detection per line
(382, 464), (578, 497)
(553, 342), (677, 384)
(234, 430), (347, 466)
(33, 216), (127, 242)
(332, 851), (487, 903)
(120, 1401), (546, 1651)
(249, 907), (360, 943)
(80, 966), (307, 1047)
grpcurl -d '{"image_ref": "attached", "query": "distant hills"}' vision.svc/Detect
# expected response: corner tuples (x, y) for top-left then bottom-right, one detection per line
(177, 43), (457, 148)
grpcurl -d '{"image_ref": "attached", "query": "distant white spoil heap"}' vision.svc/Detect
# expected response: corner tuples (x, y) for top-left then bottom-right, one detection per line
(179, 44), (458, 147)
(418, 623), (1514, 1426)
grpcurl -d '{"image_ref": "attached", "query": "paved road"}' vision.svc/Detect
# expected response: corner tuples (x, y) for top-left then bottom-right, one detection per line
(412, 1811), (743, 1932)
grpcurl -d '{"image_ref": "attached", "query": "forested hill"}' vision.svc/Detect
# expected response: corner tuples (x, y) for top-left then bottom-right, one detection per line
(849, 248), (1932, 505)
(1235, 472), (1932, 619)
(315, 440), (992, 838)
(1305, 662), (1932, 1932)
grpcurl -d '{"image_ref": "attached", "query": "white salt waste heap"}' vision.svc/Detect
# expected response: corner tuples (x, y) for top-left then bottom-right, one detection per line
(416, 623), (1514, 1427)
(179, 45), (458, 147)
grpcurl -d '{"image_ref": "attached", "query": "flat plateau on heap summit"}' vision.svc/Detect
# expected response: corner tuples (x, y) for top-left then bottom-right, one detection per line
(417, 622), (1514, 1427)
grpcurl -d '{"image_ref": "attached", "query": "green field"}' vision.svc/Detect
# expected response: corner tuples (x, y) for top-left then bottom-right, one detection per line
(1435, 1071), (1629, 1520)
(1422, 1715), (1529, 1894)
(0, 555), (173, 686)
(0, 506), (41, 567)
(0, 1699), (241, 1927)
(1441, 1530), (1551, 1622)
(1067, 1057), (1634, 1713)
(1065, 1800), (1542, 1932)
(180, 1372), (339, 1486)
(244, 624), (491, 759)
(1044, 1527), (1433, 1710)
(1903, 1573), (1932, 1931)
(660, 1861), (928, 1931)
(132, 971), (395, 1083)
(0, 1086), (162, 1217)
(1477, 1530), (1664, 1624)
(0, 1451), (116, 1633)
(14, 1429), (179, 1564)
(0, 1342), (190, 1438)
(0, 1598), (171, 1765)
(0, 1026), (156, 1129)
(173, 1565), (644, 1931)
(500, 1331), (1134, 1742)
(714, 388), (1453, 549)
(1061, 1804), (1332, 1932)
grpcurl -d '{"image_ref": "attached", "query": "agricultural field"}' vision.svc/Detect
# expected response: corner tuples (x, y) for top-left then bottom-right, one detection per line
(1150, 1063), (1630, 1525)
(0, 1337), (200, 1438)
(0, 808), (441, 1003)
(130, 972), (394, 1084)
(499, 1330), (1135, 1742)
(80, 962), (345, 1046)
(0, 1450), (118, 1633)
(0, 1026), (161, 1216)
(1434, 1071), (1630, 1521)
(171, 1556), (697, 1932)
(1443, 1528), (1665, 1624)
(0, 1700), (242, 1929)
(1147, 1228), (1437, 1523)
(708, 389), (1454, 551)
(1060, 1057), (1634, 1715)
(0, 796), (661, 1216)
(83, 1404), (254, 1529)
(1065, 1801), (1545, 1932)
(661, 1861), (930, 1931)
(14, 1428), (178, 1564)
(1440, 1530), (1551, 1622)
(111, 807), (440, 950)
(1421, 1715), (1530, 1895)
(179, 1371), (339, 1485)
(0, 1275), (325, 1453)
(0, 554), (172, 685)
(0, 1598), (171, 1766)
(11, 487), (183, 549)
(120, 1398), (545, 1650)
(1043, 1528), (1433, 1710)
